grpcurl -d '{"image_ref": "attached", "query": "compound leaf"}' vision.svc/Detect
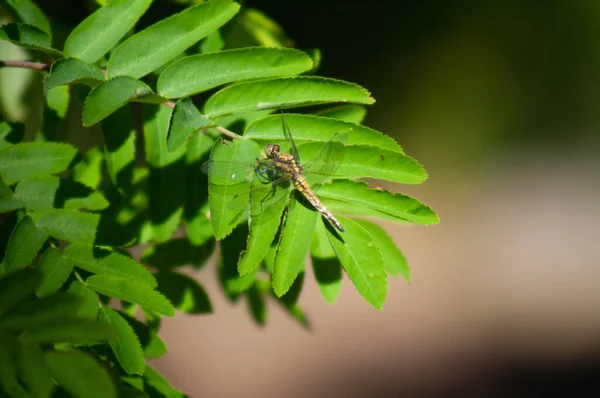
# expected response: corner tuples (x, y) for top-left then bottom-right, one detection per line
(98, 306), (145, 375)
(0, 142), (77, 183)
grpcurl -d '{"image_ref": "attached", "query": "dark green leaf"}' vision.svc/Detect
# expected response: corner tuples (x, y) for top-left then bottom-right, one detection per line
(45, 351), (117, 398)
(155, 271), (212, 314)
(143, 331), (167, 359)
(167, 98), (215, 152)
(234, 8), (293, 47)
(0, 179), (21, 213)
(99, 306), (145, 375)
(46, 58), (105, 89)
(0, 292), (82, 330)
(204, 76), (375, 117)
(17, 343), (55, 398)
(101, 106), (136, 192)
(273, 195), (318, 297)
(4, 0), (51, 34)
(319, 180), (439, 225)
(327, 216), (387, 310)
(0, 269), (39, 317)
(0, 142), (77, 183)
(14, 176), (108, 211)
(157, 47), (312, 98)
(87, 274), (175, 317)
(107, 1), (241, 78)
(310, 218), (342, 303)
(21, 319), (114, 343)
(67, 280), (100, 319)
(29, 209), (99, 244)
(143, 365), (184, 398)
(141, 238), (214, 271)
(3, 215), (49, 274)
(247, 283), (266, 326)
(64, 243), (157, 287)
(63, 0), (152, 63)
(315, 104), (367, 124)
(36, 246), (74, 298)
(0, 121), (24, 148)
(0, 23), (61, 57)
(353, 219), (411, 282)
(245, 113), (402, 153)
(0, 332), (27, 398)
(83, 76), (165, 127)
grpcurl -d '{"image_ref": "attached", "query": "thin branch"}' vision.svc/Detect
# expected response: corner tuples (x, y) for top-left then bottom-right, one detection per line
(0, 60), (49, 71)
(214, 125), (240, 140)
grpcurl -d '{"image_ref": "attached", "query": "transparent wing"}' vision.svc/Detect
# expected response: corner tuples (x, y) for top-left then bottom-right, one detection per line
(281, 112), (301, 164)
(300, 132), (348, 186)
(200, 159), (257, 184)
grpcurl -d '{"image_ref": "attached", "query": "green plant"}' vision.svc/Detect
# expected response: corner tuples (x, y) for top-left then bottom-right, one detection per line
(0, 0), (438, 396)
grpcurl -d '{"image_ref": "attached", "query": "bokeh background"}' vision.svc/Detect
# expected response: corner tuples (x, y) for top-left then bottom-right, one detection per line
(2, 0), (600, 396)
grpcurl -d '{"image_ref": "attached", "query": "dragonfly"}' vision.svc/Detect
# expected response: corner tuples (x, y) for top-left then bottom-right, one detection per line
(202, 115), (347, 232)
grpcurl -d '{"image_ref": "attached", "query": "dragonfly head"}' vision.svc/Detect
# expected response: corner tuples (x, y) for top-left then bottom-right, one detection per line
(265, 144), (280, 158)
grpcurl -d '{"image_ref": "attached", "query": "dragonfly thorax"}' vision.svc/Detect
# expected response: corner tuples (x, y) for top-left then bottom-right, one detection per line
(265, 144), (280, 159)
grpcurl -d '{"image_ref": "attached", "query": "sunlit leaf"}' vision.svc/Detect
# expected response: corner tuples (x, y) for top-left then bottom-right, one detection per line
(158, 47), (312, 98)
(87, 274), (175, 317)
(167, 98), (215, 152)
(0, 142), (77, 183)
(73, 147), (104, 189)
(14, 176), (108, 211)
(3, 215), (49, 274)
(315, 104), (367, 124)
(204, 76), (375, 117)
(99, 306), (145, 375)
(155, 271), (212, 314)
(233, 8), (293, 47)
(45, 351), (117, 398)
(63, 0), (152, 63)
(36, 246), (74, 298)
(29, 209), (99, 244)
(46, 57), (105, 89)
(107, 1), (240, 78)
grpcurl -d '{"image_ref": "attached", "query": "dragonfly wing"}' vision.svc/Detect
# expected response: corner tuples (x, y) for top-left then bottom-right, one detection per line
(281, 113), (301, 164)
(226, 173), (291, 224)
(300, 132), (347, 186)
(201, 160), (257, 184)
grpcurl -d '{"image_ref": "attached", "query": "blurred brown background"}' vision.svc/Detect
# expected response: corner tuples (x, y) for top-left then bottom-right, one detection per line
(152, 1), (600, 396)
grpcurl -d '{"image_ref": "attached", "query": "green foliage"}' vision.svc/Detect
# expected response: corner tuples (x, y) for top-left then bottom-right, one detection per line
(0, 0), (438, 395)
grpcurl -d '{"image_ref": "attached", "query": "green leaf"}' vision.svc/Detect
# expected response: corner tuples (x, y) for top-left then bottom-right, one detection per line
(0, 332), (27, 398)
(0, 292), (82, 330)
(273, 195), (318, 296)
(245, 113), (402, 153)
(67, 280), (100, 319)
(98, 306), (145, 375)
(0, 142), (77, 183)
(247, 283), (266, 326)
(234, 8), (293, 47)
(46, 58), (105, 89)
(327, 216), (387, 310)
(205, 138), (261, 239)
(3, 215), (49, 274)
(353, 219), (411, 282)
(63, 0), (152, 63)
(141, 238), (214, 271)
(0, 121), (25, 148)
(310, 219), (342, 303)
(319, 180), (439, 225)
(155, 272), (212, 314)
(143, 330), (167, 359)
(73, 147), (104, 189)
(64, 243), (157, 287)
(83, 76), (165, 127)
(0, 179), (21, 213)
(44, 351), (116, 398)
(87, 274), (175, 317)
(14, 176), (108, 211)
(142, 104), (187, 242)
(4, 0), (52, 34)
(167, 98), (215, 152)
(200, 30), (224, 53)
(36, 246), (74, 298)
(157, 47), (312, 98)
(107, 1), (241, 78)
(101, 106), (136, 192)
(46, 85), (70, 119)
(0, 23), (61, 57)
(29, 209), (99, 244)
(21, 319), (114, 343)
(315, 104), (367, 124)
(204, 76), (375, 117)
(0, 269), (39, 317)
(143, 365), (184, 398)
(17, 343), (55, 398)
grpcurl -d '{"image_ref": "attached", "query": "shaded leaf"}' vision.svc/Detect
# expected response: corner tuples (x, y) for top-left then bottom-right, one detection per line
(64, 243), (157, 287)
(0, 269), (39, 317)
(83, 76), (165, 127)
(107, 1), (240, 78)
(63, 0), (152, 63)
(99, 306), (145, 375)
(17, 343), (55, 398)
(67, 280), (100, 319)
(0, 142), (77, 183)
(204, 76), (375, 117)
(156, 271), (212, 314)
(247, 283), (266, 326)
(143, 365), (184, 398)
(36, 246), (74, 298)
(3, 215), (49, 274)
(0, 23), (61, 57)
(4, 0), (51, 34)
(234, 8), (293, 47)
(0, 332), (27, 398)
(158, 47), (312, 98)
(0, 121), (24, 148)
(87, 274), (175, 317)
(354, 219), (411, 282)
(46, 57), (105, 89)
(141, 238), (214, 271)
(0, 292), (82, 330)
(273, 195), (318, 296)
(326, 216), (387, 310)
(167, 97), (215, 152)
(14, 176), (108, 211)
(73, 147), (104, 189)
(310, 218), (342, 303)
(0, 179), (21, 213)
(29, 209), (99, 244)
(143, 331), (167, 359)
(101, 105), (136, 192)
(21, 319), (114, 343)
(45, 351), (117, 398)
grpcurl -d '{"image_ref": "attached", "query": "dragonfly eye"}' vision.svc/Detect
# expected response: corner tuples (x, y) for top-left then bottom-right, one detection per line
(266, 144), (280, 158)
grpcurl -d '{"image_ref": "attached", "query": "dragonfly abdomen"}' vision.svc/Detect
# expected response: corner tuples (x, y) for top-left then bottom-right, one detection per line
(292, 174), (344, 232)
